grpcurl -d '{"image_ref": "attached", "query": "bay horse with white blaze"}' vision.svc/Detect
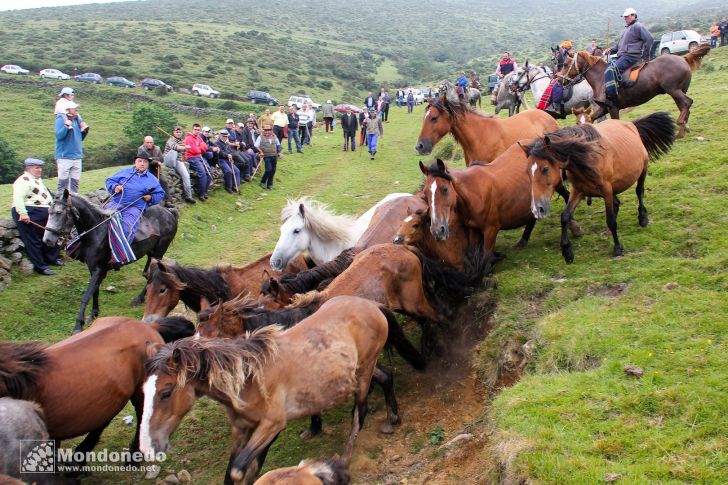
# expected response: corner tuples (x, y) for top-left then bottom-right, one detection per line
(141, 296), (407, 484)
(42, 190), (178, 334)
(522, 112), (675, 262)
(558, 47), (709, 138)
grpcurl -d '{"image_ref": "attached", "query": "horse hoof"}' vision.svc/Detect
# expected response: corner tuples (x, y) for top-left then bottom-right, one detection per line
(639, 214), (649, 228)
(511, 240), (527, 250)
(230, 468), (243, 482)
(379, 422), (395, 434)
(299, 429), (318, 440)
(569, 220), (585, 238)
(562, 246), (575, 264)
(71, 326), (83, 335)
(614, 245), (624, 258)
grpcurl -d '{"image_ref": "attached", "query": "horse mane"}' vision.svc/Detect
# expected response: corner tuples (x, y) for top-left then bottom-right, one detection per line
(69, 192), (113, 217)
(153, 316), (197, 343)
(146, 328), (280, 409)
(265, 248), (358, 296)
(303, 457), (350, 485)
(430, 96), (491, 121)
(0, 342), (49, 400)
(281, 197), (357, 242)
(525, 124), (603, 180)
(200, 293), (320, 332)
(151, 262), (231, 310)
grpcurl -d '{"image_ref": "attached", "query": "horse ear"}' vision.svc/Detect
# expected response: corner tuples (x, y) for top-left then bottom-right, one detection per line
(436, 158), (447, 172)
(145, 341), (163, 360)
(298, 203), (305, 218)
(418, 161), (429, 175)
(199, 296), (211, 311)
(517, 141), (530, 155)
(525, 59), (529, 68)
(156, 259), (167, 273)
(585, 106), (592, 114)
(543, 136), (552, 148)
(63, 188), (70, 200)
(260, 269), (270, 282)
(268, 278), (280, 296)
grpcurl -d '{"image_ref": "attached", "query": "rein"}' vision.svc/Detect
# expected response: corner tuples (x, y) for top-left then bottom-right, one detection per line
(559, 52), (593, 88)
(62, 192), (150, 242)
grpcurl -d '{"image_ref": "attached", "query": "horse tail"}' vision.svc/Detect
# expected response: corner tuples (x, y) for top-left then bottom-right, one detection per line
(151, 316), (196, 343)
(683, 45), (710, 71)
(634, 112), (676, 160)
(380, 307), (426, 370)
(0, 342), (49, 400)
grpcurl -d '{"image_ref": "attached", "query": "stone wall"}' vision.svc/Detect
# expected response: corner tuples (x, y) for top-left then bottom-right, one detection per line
(0, 164), (223, 290)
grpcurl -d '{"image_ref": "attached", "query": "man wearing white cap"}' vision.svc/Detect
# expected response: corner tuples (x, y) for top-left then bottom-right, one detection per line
(603, 7), (653, 100)
(55, 101), (85, 194)
(11, 158), (61, 275)
(322, 100), (335, 132)
(54, 87), (88, 131)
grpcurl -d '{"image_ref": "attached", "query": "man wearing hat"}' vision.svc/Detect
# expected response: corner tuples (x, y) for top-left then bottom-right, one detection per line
(322, 100), (335, 132)
(602, 7), (653, 101)
(55, 100), (84, 194)
(137, 136), (169, 198)
(212, 129), (241, 193)
(11, 159), (61, 275)
(340, 106), (358, 152)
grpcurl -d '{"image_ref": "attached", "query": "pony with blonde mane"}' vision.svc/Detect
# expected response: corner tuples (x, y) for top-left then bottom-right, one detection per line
(269, 194), (409, 271)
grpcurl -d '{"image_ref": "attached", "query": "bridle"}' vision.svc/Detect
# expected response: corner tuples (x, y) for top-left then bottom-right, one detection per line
(558, 51), (592, 88)
(514, 66), (551, 93)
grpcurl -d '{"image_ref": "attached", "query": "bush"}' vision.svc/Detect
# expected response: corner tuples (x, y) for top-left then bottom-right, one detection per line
(154, 85), (169, 96)
(218, 100), (239, 110)
(0, 138), (20, 184)
(194, 98), (209, 108)
(123, 105), (178, 146)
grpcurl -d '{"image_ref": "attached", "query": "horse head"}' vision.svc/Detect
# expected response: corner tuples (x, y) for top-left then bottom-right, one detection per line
(143, 260), (185, 323)
(415, 101), (452, 155)
(393, 206), (428, 245)
(271, 201), (311, 272)
(196, 301), (225, 338)
(43, 189), (76, 247)
(519, 138), (565, 219)
(572, 106), (593, 125)
(419, 159), (456, 241)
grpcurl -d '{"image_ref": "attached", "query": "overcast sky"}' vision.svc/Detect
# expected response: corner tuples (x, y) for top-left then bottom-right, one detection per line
(0, 0), (137, 11)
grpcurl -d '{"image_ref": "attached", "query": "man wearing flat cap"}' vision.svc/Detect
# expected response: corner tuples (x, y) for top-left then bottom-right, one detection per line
(137, 135), (169, 199)
(11, 159), (62, 275)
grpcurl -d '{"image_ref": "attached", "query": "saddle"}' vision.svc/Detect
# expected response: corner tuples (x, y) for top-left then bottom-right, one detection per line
(620, 60), (648, 88)
(134, 216), (159, 242)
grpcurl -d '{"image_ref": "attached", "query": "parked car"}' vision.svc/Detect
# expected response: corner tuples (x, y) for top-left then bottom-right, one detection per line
(288, 95), (321, 111)
(247, 90), (279, 105)
(192, 83), (220, 98)
(39, 68), (70, 80)
(1, 64), (29, 75)
(658, 30), (709, 55)
(141, 78), (172, 92)
(74, 72), (103, 84)
(107, 76), (136, 88)
(486, 73), (500, 94)
(334, 103), (363, 114)
(403, 88), (424, 104)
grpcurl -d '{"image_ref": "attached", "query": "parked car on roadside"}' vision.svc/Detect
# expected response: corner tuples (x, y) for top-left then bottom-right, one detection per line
(247, 90), (279, 105)
(288, 95), (321, 111)
(191, 83), (220, 98)
(658, 30), (709, 55)
(141, 78), (173, 92)
(74, 72), (103, 84)
(334, 103), (363, 114)
(39, 68), (70, 80)
(107, 76), (136, 88)
(486, 73), (500, 94)
(1, 64), (29, 75)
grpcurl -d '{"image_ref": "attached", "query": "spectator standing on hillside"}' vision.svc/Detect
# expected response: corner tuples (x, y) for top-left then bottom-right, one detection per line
(256, 124), (282, 190)
(406, 90), (415, 113)
(381, 91), (391, 121)
(271, 105), (288, 143)
(710, 22), (720, 49)
(54, 101), (84, 194)
(163, 126), (196, 204)
(212, 129), (241, 194)
(340, 106), (358, 152)
(184, 124), (212, 201)
(396, 89), (404, 107)
(358, 108), (367, 146)
(258, 108), (274, 131)
(136, 136), (169, 197)
(322, 100), (335, 132)
(364, 92), (376, 111)
(11, 158), (61, 275)
(287, 106), (303, 154)
(300, 104), (316, 145)
(719, 17), (728, 47)
(362, 108), (383, 160)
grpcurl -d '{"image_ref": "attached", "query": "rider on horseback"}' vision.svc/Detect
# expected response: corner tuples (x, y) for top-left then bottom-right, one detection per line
(601, 7), (654, 103)
(456, 71), (468, 99)
(490, 51), (518, 105)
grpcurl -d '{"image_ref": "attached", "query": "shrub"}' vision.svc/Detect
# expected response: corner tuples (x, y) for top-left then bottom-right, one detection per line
(123, 105), (178, 146)
(194, 98), (209, 108)
(154, 85), (169, 96)
(218, 100), (238, 110)
(0, 138), (20, 184)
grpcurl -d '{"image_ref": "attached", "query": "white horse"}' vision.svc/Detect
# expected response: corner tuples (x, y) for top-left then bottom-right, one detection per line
(514, 62), (593, 118)
(270, 193), (410, 271)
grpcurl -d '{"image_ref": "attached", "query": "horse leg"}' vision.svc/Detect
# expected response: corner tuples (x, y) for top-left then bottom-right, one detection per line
(482, 225), (501, 275)
(556, 182), (585, 237)
(131, 256), (152, 306)
(61, 419), (112, 472)
(224, 424), (253, 485)
(603, 190), (623, 257)
(512, 217), (537, 250)
(342, 374), (372, 464)
(636, 169), (649, 227)
(299, 415), (323, 440)
(560, 191), (584, 264)
(372, 365), (400, 434)
(670, 89), (693, 139)
(127, 389), (144, 466)
(74, 266), (104, 334)
(229, 418), (285, 484)
(89, 267), (107, 323)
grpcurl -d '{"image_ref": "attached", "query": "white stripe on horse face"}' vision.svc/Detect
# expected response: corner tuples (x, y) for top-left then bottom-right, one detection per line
(430, 181), (438, 217)
(425, 108), (431, 119)
(579, 114), (586, 124)
(140, 374), (158, 455)
(404, 215), (413, 223)
(531, 163), (537, 177)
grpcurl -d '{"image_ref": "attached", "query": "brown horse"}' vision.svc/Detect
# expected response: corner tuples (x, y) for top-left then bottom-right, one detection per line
(254, 457), (349, 485)
(0, 316), (194, 470)
(419, 144), (539, 273)
(523, 112), (675, 263)
(354, 195), (426, 249)
(414, 95), (559, 166)
(572, 106), (594, 125)
(558, 47), (710, 138)
(142, 254), (311, 322)
(141, 296), (406, 484)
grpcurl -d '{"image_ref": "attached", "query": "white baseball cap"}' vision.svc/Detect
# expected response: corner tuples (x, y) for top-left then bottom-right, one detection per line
(65, 101), (79, 110)
(623, 7), (637, 16)
(326, 99), (332, 104)
(59, 87), (75, 96)
(226, 118), (234, 124)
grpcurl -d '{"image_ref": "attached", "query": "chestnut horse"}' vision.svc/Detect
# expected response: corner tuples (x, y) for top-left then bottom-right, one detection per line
(523, 112), (675, 263)
(0, 316), (194, 470)
(419, 146), (539, 274)
(142, 254), (311, 322)
(414, 94), (558, 166)
(141, 296), (408, 484)
(558, 47), (709, 138)
(355, 195), (426, 249)
(572, 106), (594, 125)
(254, 457), (349, 485)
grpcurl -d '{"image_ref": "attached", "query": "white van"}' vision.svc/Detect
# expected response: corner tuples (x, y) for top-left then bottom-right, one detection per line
(288, 95), (321, 111)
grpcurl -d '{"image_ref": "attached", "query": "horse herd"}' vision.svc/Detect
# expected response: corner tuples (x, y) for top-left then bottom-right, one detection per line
(1, 60), (683, 484)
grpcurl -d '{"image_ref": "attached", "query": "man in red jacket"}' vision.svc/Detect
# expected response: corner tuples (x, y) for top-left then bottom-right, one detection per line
(184, 123), (212, 200)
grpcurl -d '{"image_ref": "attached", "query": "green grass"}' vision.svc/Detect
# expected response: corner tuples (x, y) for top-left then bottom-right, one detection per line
(2, 47), (727, 484)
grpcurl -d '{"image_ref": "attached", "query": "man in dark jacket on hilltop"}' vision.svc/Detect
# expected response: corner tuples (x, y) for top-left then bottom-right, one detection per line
(340, 106), (358, 152)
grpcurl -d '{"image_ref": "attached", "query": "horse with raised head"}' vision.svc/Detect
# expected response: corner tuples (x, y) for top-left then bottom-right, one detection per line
(42, 190), (178, 334)
(142, 254), (312, 322)
(419, 145), (540, 274)
(269, 194), (409, 272)
(558, 47), (709, 138)
(522, 112), (675, 263)
(0, 316), (194, 471)
(141, 296), (409, 484)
